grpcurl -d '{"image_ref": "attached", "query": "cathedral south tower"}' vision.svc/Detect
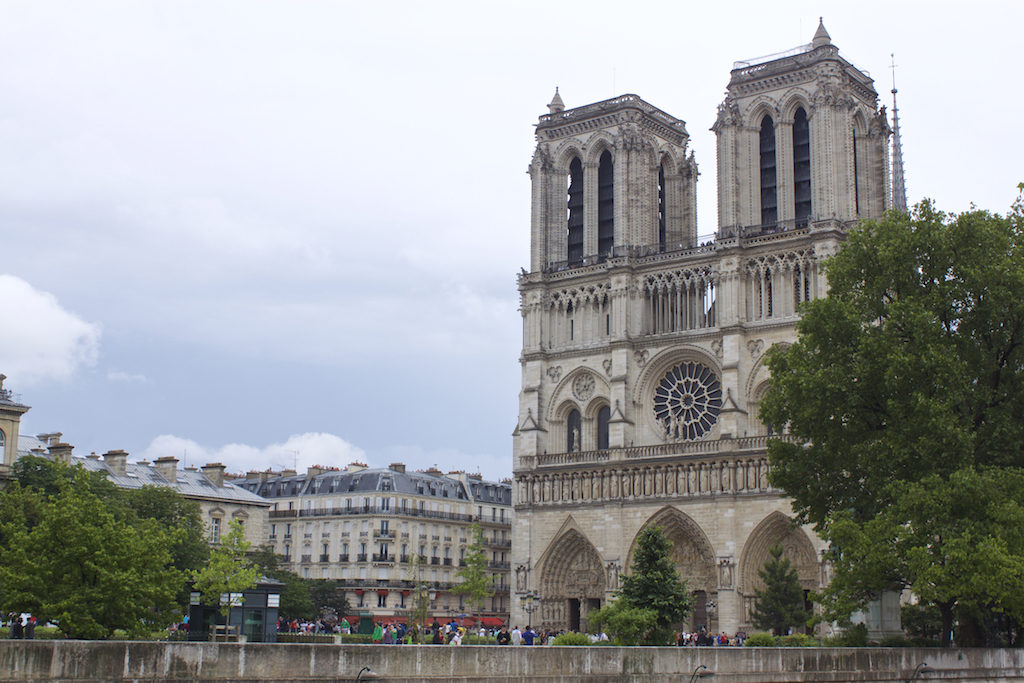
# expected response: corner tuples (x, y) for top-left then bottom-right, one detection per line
(511, 21), (892, 636)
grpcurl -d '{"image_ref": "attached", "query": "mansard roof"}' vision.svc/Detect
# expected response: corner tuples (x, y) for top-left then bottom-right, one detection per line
(15, 434), (270, 507)
(236, 465), (512, 506)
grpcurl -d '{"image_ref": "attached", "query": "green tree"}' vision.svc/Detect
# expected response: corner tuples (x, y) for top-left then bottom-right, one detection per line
(191, 519), (261, 624)
(248, 545), (313, 619)
(761, 191), (1024, 646)
(406, 552), (431, 641)
(453, 523), (493, 622)
(590, 525), (691, 645)
(122, 486), (209, 575)
(751, 544), (810, 636)
(0, 471), (180, 639)
(587, 599), (657, 646)
(308, 579), (350, 621)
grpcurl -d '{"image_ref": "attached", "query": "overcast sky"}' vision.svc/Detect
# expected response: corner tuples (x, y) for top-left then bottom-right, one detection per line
(2, 1), (1021, 481)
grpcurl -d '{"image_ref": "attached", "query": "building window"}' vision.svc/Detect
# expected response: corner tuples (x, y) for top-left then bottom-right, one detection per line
(653, 361), (723, 441)
(567, 157), (584, 263)
(793, 107), (811, 224)
(597, 404), (610, 450)
(567, 409), (582, 452)
(658, 164), (667, 251)
(597, 150), (614, 255)
(377, 593), (387, 608)
(759, 115), (777, 226)
(209, 517), (221, 543)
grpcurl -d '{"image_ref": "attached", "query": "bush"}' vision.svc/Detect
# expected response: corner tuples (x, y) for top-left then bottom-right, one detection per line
(462, 635), (496, 645)
(552, 632), (592, 646)
(277, 633), (335, 643)
(879, 635), (909, 647)
(843, 623), (869, 647)
(744, 632), (778, 646)
(0, 626), (64, 640)
(779, 633), (819, 647)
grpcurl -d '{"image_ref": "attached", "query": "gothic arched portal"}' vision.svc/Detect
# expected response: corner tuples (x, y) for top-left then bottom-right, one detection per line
(738, 511), (820, 627)
(538, 528), (606, 632)
(627, 507), (717, 630)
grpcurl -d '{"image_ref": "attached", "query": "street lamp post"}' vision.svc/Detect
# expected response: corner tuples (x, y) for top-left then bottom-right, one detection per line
(520, 591), (540, 626)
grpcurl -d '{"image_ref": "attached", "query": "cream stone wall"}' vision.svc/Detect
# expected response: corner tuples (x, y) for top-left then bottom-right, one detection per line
(512, 24), (889, 636)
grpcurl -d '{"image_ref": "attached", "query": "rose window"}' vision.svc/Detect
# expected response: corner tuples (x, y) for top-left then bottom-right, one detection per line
(653, 362), (722, 440)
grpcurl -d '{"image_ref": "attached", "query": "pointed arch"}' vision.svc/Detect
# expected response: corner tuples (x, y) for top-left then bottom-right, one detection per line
(536, 520), (607, 631)
(582, 133), (616, 166)
(627, 506), (717, 591)
(779, 91), (813, 121)
(738, 511), (819, 594)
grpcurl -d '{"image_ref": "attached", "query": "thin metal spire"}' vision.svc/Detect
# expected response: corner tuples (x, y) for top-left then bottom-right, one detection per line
(890, 53), (908, 212)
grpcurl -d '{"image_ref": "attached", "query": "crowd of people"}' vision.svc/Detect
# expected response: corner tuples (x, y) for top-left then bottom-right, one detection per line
(676, 628), (747, 646)
(270, 615), (750, 647)
(4, 614), (37, 639)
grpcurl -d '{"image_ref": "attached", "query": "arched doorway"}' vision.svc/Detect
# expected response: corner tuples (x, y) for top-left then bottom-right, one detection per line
(738, 511), (820, 631)
(538, 528), (606, 632)
(628, 507), (717, 632)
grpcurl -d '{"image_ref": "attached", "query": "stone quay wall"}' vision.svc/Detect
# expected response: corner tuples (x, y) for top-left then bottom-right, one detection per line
(2, 642), (1023, 682)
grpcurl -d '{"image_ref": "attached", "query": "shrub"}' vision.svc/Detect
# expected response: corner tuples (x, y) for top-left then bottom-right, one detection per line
(552, 632), (592, 646)
(779, 633), (819, 647)
(0, 626), (64, 640)
(277, 633), (335, 644)
(879, 635), (909, 647)
(340, 633), (375, 644)
(462, 635), (496, 645)
(744, 632), (778, 646)
(843, 623), (869, 647)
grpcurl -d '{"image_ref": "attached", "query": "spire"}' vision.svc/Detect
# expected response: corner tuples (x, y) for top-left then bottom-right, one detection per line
(889, 54), (908, 212)
(812, 17), (831, 48)
(547, 87), (565, 114)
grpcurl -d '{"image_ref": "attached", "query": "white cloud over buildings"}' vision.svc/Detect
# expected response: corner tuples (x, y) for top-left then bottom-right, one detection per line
(0, 275), (100, 386)
(140, 432), (367, 475)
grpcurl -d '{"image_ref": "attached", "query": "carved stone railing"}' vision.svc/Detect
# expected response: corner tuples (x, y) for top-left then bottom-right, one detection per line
(532, 435), (784, 469)
(516, 436), (792, 507)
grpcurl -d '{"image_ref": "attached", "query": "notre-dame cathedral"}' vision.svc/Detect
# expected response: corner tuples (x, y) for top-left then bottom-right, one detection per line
(510, 21), (896, 635)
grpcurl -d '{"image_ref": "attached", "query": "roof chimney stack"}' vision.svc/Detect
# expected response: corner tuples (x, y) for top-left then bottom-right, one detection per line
(201, 462), (226, 487)
(47, 442), (73, 465)
(102, 449), (128, 475)
(154, 456), (179, 484)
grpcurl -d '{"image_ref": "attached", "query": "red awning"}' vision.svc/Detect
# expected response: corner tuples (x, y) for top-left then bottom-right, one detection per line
(377, 589), (388, 596)
(481, 617), (505, 627)
(353, 590), (364, 595)
(400, 590), (411, 596)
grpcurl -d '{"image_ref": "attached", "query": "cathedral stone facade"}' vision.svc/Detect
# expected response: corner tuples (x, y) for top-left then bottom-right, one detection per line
(510, 22), (892, 635)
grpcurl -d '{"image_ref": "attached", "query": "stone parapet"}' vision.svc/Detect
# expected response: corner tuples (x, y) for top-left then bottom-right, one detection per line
(1, 642), (1022, 682)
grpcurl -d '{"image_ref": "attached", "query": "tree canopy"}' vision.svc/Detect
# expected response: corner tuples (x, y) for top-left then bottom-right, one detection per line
(590, 524), (691, 645)
(751, 544), (810, 636)
(191, 519), (261, 621)
(761, 191), (1024, 646)
(452, 523), (493, 618)
(0, 468), (181, 639)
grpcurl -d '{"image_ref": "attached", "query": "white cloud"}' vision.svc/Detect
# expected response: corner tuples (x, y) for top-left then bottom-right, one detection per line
(106, 370), (148, 384)
(0, 274), (100, 386)
(139, 432), (367, 475)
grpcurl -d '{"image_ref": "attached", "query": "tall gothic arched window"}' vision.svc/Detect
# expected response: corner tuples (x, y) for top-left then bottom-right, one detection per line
(567, 409), (582, 452)
(567, 157), (584, 264)
(658, 163), (667, 251)
(597, 150), (614, 256)
(596, 405), (610, 450)
(759, 116), (777, 226)
(793, 107), (811, 223)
